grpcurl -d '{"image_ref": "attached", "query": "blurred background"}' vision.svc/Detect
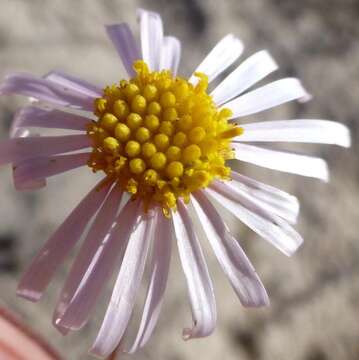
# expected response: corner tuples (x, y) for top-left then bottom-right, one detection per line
(0, 0), (358, 359)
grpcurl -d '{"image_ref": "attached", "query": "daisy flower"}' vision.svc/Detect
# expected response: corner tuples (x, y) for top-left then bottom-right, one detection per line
(0, 8), (350, 358)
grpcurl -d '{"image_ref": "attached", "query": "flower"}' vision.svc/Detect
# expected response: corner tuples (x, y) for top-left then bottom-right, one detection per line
(0, 8), (350, 358)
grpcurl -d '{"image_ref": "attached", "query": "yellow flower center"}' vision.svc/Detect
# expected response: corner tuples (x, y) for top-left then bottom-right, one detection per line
(87, 60), (243, 215)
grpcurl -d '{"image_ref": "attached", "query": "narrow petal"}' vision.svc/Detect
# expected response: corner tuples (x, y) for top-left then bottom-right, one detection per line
(211, 50), (278, 106)
(221, 178), (298, 228)
(172, 200), (216, 340)
(0, 73), (96, 111)
(90, 205), (154, 357)
(160, 36), (181, 75)
(106, 23), (141, 77)
(17, 179), (112, 301)
(10, 110), (31, 139)
(44, 70), (102, 98)
(13, 164), (47, 191)
(12, 106), (91, 133)
(192, 191), (269, 307)
(56, 198), (141, 332)
(126, 210), (172, 353)
(232, 143), (329, 181)
(189, 34), (244, 84)
(0, 134), (91, 166)
(53, 185), (123, 331)
(230, 171), (300, 224)
(223, 78), (310, 119)
(10, 120), (47, 190)
(137, 9), (163, 71)
(207, 182), (303, 256)
(234, 119), (351, 147)
(13, 152), (90, 185)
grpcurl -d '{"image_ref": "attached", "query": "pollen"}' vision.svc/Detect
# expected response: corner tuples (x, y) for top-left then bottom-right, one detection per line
(87, 60), (243, 213)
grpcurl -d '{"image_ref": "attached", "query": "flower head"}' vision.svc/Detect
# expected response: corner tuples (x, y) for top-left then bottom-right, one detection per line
(87, 60), (240, 214)
(0, 8), (350, 358)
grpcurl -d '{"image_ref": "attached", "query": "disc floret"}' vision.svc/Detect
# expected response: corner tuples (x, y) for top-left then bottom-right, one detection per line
(87, 60), (243, 214)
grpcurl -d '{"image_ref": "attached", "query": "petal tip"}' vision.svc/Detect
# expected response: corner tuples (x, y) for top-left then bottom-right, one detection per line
(53, 319), (70, 336)
(182, 328), (195, 341)
(298, 92), (313, 103)
(16, 287), (42, 302)
(340, 127), (351, 148)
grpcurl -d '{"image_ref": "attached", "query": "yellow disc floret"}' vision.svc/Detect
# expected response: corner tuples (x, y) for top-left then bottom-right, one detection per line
(87, 60), (243, 214)
(115, 123), (130, 142)
(126, 113), (143, 129)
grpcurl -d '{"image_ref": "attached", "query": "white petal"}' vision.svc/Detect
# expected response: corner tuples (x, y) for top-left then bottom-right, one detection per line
(172, 200), (216, 340)
(137, 9), (163, 71)
(207, 183), (303, 256)
(230, 171), (300, 224)
(160, 36), (181, 75)
(90, 206), (155, 357)
(232, 142), (329, 181)
(223, 78), (310, 119)
(126, 210), (172, 353)
(191, 191), (269, 307)
(234, 119), (351, 147)
(211, 50), (278, 106)
(189, 34), (244, 85)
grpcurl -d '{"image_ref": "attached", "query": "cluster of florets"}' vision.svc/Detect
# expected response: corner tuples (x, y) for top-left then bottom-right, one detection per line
(87, 60), (242, 214)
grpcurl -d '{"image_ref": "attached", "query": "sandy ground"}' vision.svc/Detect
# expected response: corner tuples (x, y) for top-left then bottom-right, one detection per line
(0, 0), (358, 359)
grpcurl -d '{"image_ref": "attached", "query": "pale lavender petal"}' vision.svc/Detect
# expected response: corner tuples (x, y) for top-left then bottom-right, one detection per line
(0, 134), (91, 166)
(234, 119), (351, 147)
(211, 50), (278, 106)
(12, 106), (91, 133)
(17, 179), (113, 301)
(172, 200), (216, 340)
(137, 9), (163, 71)
(106, 23), (141, 77)
(13, 152), (90, 185)
(192, 191), (269, 307)
(56, 199), (141, 331)
(208, 182), (303, 256)
(230, 171), (300, 224)
(160, 36), (181, 75)
(10, 109), (31, 138)
(0, 73), (96, 111)
(13, 165), (47, 191)
(90, 206), (155, 357)
(223, 78), (310, 119)
(45, 70), (102, 98)
(189, 34), (244, 85)
(53, 184), (123, 331)
(232, 142), (329, 181)
(126, 209), (172, 353)
(10, 118), (47, 190)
